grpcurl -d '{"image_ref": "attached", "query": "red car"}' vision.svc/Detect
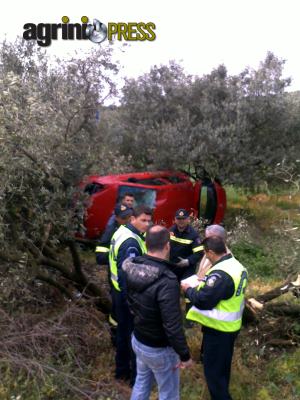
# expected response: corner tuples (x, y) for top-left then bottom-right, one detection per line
(80, 170), (226, 239)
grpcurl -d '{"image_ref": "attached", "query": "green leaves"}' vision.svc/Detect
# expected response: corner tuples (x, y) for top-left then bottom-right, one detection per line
(0, 38), (129, 260)
(113, 54), (298, 187)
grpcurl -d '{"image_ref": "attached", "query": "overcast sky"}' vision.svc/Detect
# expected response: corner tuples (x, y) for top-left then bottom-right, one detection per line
(1, 0), (300, 90)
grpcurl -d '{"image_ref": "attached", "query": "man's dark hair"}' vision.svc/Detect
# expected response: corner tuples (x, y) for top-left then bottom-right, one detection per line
(132, 205), (153, 218)
(202, 236), (226, 255)
(121, 192), (134, 199)
(146, 225), (170, 252)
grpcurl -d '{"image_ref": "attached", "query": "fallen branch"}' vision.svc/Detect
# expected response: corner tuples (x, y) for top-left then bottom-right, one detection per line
(255, 276), (299, 303)
(264, 303), (300, 318)
(35, 274), (74, 300)
(264, 338), (297, 347)
(244, 274), (300, 324)
(248, 274), (300, 310)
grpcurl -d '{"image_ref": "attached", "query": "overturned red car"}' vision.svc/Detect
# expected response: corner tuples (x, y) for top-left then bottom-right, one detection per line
(80, 170), (226, 239)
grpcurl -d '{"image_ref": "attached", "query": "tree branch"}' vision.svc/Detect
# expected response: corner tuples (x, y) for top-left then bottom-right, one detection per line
(35, 274), (74, 300)
(66, 240), (87, 283)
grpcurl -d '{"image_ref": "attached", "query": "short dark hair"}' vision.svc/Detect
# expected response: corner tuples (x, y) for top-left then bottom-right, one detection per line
(132, 205), (153, 218)
(146, 225), (170, 252)
(121, 192), (134, 199)
(202, 236), (226, 255)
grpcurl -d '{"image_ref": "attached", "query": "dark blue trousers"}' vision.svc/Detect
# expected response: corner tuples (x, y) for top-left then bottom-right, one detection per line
(202, 328), (238, 400)
(112, 287), (136, 384)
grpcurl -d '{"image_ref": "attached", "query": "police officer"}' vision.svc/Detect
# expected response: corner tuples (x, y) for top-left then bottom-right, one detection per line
(169, 208), (203, 281)
(95, 204), (133, 266)
(109, 205), (152, 384)
(181, 236), (248, 400)
(95, 204), (133, 335)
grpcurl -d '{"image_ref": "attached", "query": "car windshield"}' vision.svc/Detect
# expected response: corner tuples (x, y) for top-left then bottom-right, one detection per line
(118, 185), (156, 208)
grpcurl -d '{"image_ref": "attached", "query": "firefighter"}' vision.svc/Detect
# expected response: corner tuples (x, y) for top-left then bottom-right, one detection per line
(169, 208), (203, 320)
(169, 208), (203, 281)
(181, 236), (248, 400)
(95, 204), (133, 337)
(109, 205), (152, 384)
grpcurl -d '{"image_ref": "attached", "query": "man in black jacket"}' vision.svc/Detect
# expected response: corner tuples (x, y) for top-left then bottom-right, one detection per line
(122, 225), (193, 400)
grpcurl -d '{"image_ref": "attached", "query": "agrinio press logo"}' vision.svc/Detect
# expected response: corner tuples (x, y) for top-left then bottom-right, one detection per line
(23, 16), (156, 47)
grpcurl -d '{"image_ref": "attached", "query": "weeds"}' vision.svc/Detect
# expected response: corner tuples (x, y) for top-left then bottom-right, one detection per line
(0, 303), (117, 399)
(231, 241), (277, 278)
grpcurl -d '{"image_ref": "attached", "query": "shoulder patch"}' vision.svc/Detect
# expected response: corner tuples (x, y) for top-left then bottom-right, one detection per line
(126, 246), (140, 259)
(206, 274), (219, 287)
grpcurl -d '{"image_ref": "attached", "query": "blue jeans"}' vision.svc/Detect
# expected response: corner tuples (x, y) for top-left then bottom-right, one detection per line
(131, 334), (180, 400)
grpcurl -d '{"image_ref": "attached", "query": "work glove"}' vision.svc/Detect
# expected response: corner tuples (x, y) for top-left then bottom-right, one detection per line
(176, 257), (189, 267)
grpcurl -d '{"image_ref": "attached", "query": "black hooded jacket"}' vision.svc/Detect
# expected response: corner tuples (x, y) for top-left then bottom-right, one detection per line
(122, 255), (190, 362)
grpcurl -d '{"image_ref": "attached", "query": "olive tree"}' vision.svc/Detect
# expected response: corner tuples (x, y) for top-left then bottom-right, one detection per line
(0, 39), (128, 312)
(111, 53), (296, 187)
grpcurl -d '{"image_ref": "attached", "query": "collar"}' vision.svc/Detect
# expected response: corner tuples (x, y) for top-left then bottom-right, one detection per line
(126, 223), (144, 238)
(143, 254), (174, 268)
(212, 253), (232, 267)
(174, 224), (191, 235)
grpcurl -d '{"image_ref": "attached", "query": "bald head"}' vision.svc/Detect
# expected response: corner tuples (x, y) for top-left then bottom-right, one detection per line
(205, 225), (227, 240)
(146, 225), (170, 252)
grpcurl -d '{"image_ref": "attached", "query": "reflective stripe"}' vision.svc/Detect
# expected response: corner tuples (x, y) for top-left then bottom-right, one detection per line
(110, 272), (119, 282)
(109, 225), (147, 292)
(95, 246), (109, 253)
(110, 272), (120, 291)
(109, 314), (118, 327)
(189, 301), (245, 322)
(192, 245), (204, 253)
(170, 236), (193, 245)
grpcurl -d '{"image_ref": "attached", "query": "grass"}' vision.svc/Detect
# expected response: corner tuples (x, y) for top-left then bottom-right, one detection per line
(231, 241), (278, 278)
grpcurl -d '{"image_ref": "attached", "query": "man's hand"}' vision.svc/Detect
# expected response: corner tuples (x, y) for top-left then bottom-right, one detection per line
(176, 358), (193, 369)
(181, 282), (191, 292)
(176, 257), (189, 267)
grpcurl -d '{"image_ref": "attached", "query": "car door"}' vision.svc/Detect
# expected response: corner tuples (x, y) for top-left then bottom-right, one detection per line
(197, 179), (226, 224)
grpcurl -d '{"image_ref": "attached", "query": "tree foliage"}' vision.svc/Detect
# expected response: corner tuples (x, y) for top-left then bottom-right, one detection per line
(0, 39), (129, 311)
(107, 53), (299, 187)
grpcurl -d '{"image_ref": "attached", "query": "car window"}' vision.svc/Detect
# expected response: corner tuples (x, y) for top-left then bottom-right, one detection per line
(118, 185), (156, 208)
(84, 182), (104, 195)
(126, 177), (165, 185)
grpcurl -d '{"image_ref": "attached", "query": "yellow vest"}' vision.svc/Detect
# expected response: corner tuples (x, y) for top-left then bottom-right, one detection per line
(109, 225), (147, 291)
(187, 257), (248, 332)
